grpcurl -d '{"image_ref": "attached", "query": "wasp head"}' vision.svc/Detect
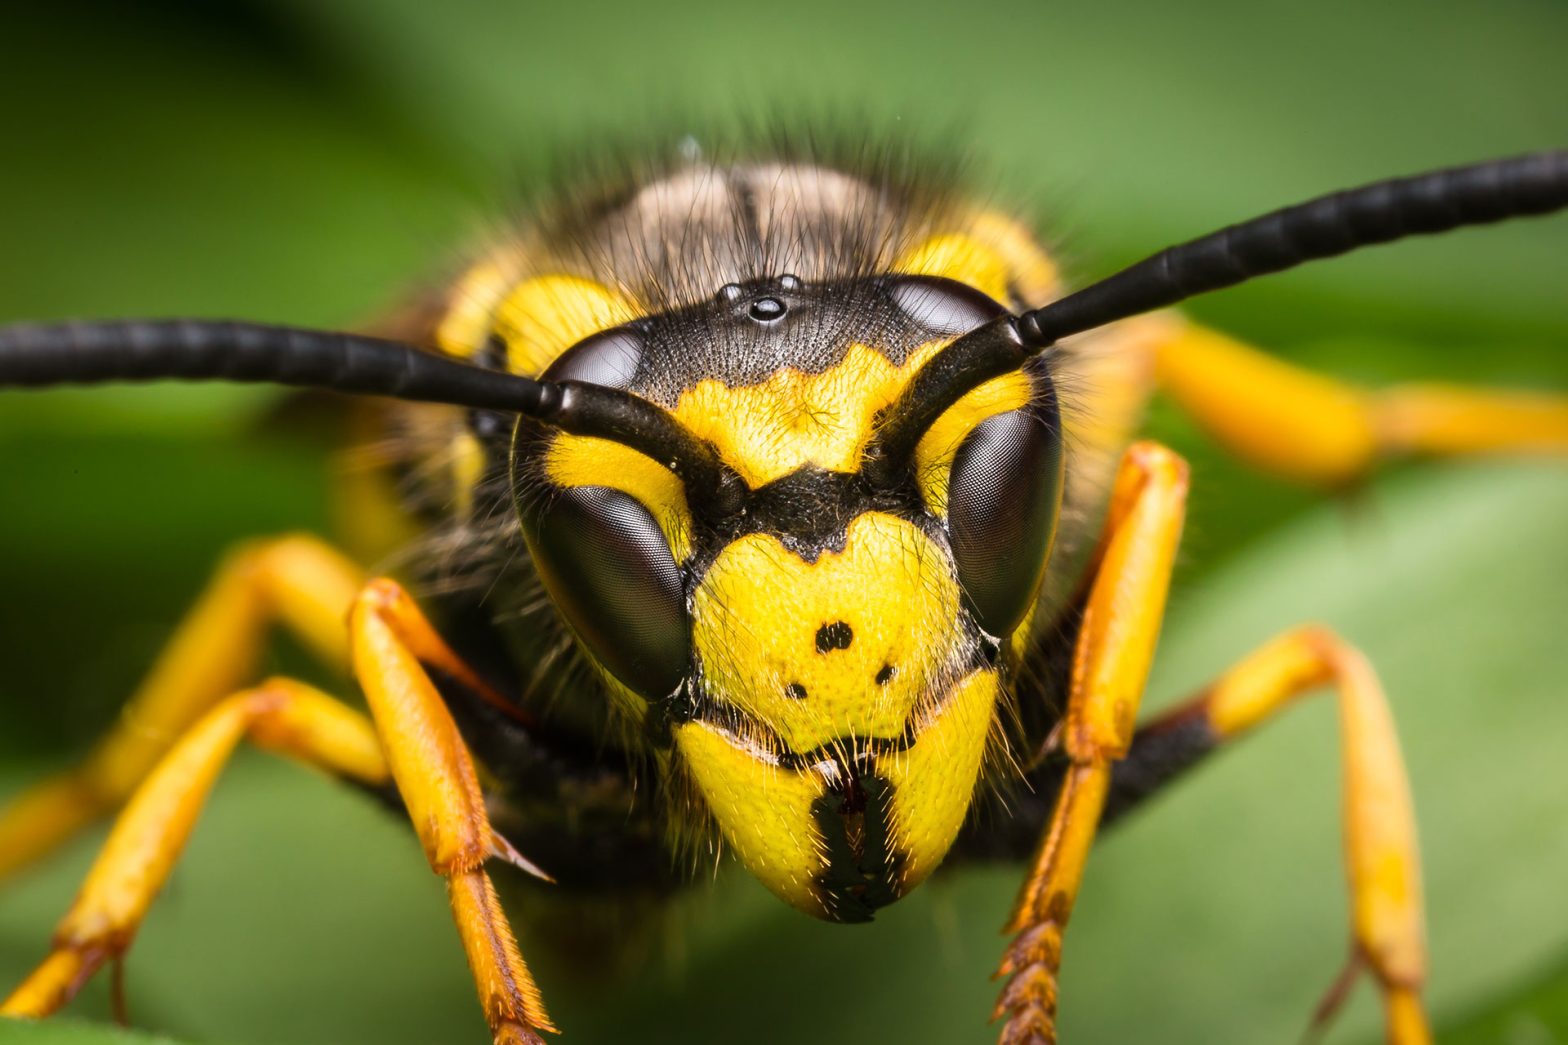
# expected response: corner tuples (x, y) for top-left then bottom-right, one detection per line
(509, 246), (1064, 920)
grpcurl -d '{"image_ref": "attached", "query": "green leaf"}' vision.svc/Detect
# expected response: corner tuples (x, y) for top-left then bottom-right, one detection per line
(1443, 951), (1568, 1045)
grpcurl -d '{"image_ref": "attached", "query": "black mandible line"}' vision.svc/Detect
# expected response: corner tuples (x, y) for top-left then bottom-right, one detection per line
(0, 319), (735, 501)
(868, 150), (1568, 477)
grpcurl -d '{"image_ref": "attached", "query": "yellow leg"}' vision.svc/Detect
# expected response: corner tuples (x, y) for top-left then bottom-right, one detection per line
(1, 678), (388, 1017)
(1152, 320), (1568, 486)
(0, 534), (364, 880)
(1147, 625), (1430, 1045)
(4, 578), (555, 1044)
(349, 579), (554, 1043)
(993, 441), (1189, 1044)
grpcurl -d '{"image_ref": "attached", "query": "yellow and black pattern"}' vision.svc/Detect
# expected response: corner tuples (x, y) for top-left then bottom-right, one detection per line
(364, 146), (1146, 921)
(349, 136), (1172, 922)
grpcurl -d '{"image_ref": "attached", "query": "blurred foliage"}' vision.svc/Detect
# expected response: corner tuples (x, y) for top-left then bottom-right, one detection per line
(0, 0), (1565, 1043)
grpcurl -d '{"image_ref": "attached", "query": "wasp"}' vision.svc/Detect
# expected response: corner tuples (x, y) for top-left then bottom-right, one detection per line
(0, 143), (1565, 1045)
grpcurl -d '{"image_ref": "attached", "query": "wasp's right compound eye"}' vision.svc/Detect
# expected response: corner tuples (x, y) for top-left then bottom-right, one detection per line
(523, 485), (690, 701)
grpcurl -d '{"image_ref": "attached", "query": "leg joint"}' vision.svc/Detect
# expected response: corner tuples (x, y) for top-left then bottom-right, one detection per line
(1205, 624), (1367, 738)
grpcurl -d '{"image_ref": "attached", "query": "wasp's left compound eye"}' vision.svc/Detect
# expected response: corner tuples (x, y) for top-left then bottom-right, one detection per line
(523, 486), (690, 701)
(945, 398), (1065, 638)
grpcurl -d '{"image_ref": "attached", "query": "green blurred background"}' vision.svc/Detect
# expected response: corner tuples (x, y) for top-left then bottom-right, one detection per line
(1, 1), (1566, 1043)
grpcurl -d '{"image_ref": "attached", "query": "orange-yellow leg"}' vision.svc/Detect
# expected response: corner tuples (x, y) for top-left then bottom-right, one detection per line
(1151, 319), (1568, 485)
(993, 441), (1189, 1045)
(0, 534), (364, 880)
(1133, 626), (1430, 1045)
(1, 678), (387, 1017)
(349, 578), (553, 1043)
(3, 577), (553, 1044)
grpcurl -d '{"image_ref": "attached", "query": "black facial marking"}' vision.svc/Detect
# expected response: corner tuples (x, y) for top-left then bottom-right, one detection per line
(812, 764), (902, 922)
(815, 621), (854, 653)
(786, 682), (808, 700)
(555, 274), (1001, 408)
(875, 664), (895, 686)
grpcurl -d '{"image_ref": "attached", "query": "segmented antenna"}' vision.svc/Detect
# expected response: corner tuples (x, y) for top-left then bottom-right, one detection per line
(0, 319), (736, 505)
(0, 319), (551, 410)
(870, 150), (1568, 477)
(4, 152), (1563, 506)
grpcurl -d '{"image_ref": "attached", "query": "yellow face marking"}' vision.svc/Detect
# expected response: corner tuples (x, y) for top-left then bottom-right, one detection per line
(673, 664), (1001, 918)
(912, 369), (1034, 518)
(493, 275), (638, 376)
(673, 342), (945, 488)
(691, 512), (962, 755)
(664, 232), (1044, 495)
(543, 435), (693, 563)
(673, 721), (830, 915)
(880, 667), (998, 889)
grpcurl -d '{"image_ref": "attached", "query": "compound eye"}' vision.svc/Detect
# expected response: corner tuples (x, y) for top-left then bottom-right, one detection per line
(890, 275), (1007, 337)
(524, 485), (689, 700)
(946, 403), (1064, 638)
(541, 327), (644, 389)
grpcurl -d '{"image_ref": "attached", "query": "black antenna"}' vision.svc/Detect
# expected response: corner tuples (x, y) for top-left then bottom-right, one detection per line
(869, 150), (1568, 478)
(0, 319), (738, 507)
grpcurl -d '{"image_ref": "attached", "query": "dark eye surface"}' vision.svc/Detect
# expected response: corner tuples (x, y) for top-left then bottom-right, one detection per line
(523, 485), (689, 700)
(890, 276), (1007, 337)
(541, 327), (644, 388)
(946, 399), (1064, 638)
